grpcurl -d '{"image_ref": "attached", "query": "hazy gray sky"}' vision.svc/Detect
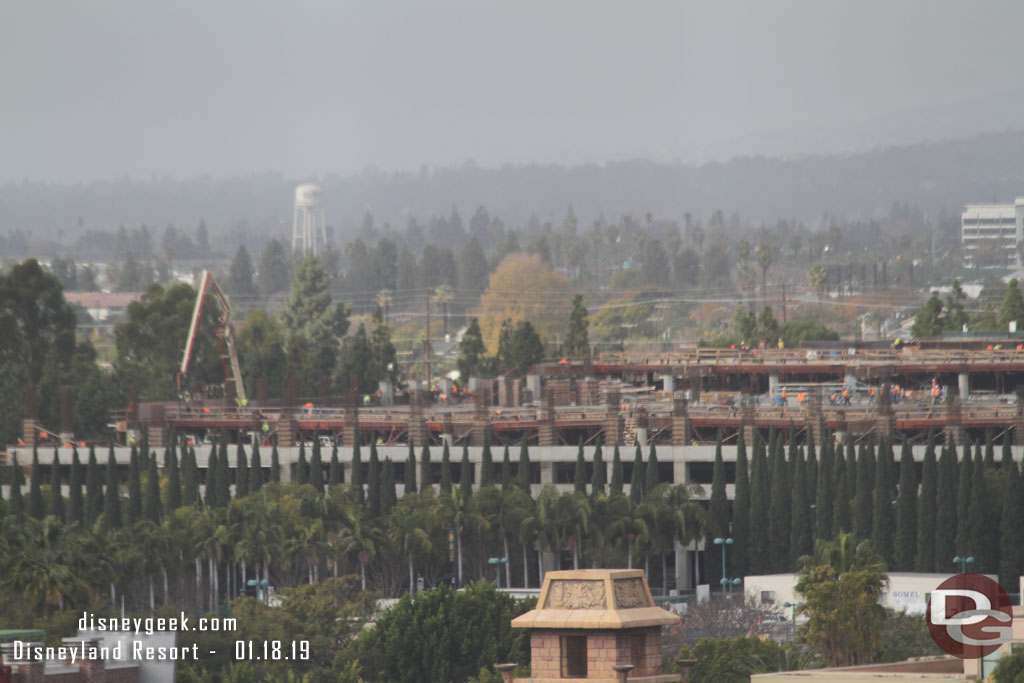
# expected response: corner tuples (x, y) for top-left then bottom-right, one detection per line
(3, 0), (1023, 183)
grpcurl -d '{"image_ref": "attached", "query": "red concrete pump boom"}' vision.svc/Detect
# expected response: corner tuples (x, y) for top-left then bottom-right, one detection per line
(178, 270), (247, 402)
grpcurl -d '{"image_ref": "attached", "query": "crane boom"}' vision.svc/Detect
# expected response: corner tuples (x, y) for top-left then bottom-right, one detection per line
(178, 270), (248, 402)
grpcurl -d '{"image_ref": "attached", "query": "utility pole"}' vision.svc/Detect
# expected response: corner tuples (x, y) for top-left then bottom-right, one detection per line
(781, 283), (787, 323)
(424, 289), (432, 392)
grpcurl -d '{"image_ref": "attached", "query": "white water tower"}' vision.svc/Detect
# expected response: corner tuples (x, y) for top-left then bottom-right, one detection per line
(291, 184), (327, 256)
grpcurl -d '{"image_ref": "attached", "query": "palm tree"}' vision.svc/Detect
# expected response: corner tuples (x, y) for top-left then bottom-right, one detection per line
(478, 486), (531, 587)
(608, 496), (649, 569)
(808, 265), (828, 308)
(443, 487), (488, 588)
(336, 501), (382, 590)
(375, 289), (393, 323)
(534, 486), (563, 576)
(235, 495), (282, 601)
(388, 496), (435, 595)
(651, 483), (707, 593)
(515, 494), (539, 587)
(3, 517), (92, 618)
(432, 284), (455, 339)
(554, 491), (592, 570)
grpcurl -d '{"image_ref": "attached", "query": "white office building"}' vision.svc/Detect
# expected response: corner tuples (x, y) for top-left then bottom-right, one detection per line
(961, 199), (1024, 267)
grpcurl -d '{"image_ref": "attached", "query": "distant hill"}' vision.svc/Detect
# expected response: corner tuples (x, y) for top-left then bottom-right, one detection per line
(3, 130), (1024, 241)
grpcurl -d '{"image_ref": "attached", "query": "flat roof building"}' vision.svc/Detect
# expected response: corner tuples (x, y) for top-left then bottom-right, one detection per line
(961, 199), (1024, 267)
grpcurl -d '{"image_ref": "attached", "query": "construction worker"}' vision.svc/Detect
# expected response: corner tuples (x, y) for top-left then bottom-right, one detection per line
(842, 388), (850, 405)
(780, 389), (788, 406)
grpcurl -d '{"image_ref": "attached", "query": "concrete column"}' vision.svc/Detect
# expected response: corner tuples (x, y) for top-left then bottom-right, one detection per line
(674, 541), (693, 591)
(661, 374), (674, 394)
(378, 379), (393, 405)
(540, 461), (554, 485)
(673, 458), (688, 484)
(844, 371), (857, 390)
(958, 372), (970, 399)
(769, 372), (780, 396)
(636, 427), (648, 447)
(526, 374), (542, 401)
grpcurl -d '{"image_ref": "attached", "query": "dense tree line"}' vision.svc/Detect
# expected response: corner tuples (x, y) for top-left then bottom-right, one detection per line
(714, 425), (1022, 588)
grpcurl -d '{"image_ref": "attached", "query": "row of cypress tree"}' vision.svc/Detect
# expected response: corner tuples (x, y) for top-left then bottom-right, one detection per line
(706, 425), (1023, 588)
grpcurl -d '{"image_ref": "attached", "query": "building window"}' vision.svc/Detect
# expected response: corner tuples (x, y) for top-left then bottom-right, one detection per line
(561, 635), (587, 678)
(760, 590), (776, 605)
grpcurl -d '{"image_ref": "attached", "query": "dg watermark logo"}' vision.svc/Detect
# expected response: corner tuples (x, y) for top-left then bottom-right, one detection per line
(927, 574), (1013, 659)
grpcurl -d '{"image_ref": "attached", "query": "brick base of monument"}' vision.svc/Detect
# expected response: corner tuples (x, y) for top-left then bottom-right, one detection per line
(514, 628), (679, 683)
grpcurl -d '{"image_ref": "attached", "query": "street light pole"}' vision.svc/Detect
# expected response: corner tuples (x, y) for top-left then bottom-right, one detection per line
(953, 555), (975, 574)
(488, 557), (508, 590)
(714, 537), (733, 595)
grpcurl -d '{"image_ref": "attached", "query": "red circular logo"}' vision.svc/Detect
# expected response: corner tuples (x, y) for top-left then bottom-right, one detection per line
(926, 574), (1013, 659)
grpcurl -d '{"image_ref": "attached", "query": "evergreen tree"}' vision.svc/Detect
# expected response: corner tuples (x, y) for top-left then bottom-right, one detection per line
(574, 438), (586, 493)
(405, 442), (417, 494)
(562, 294), (590, 357)
(1003, 430), (1013, 469)
(789, 446), (811, 564)
(368, 443), (381, 517)
(182, 445), (198, 506)
(915, 442), (938, 571)
(894, 439), (917, 570)
(166, 445), (181, 513)
(768, 437), (791, 572)
(748, 432), (770, 571)
(814, 433), (833, 540)
(500, 445), (511, 492)
(68, 447), (83, 526)
(733, 429), (750, 577)
(480, 434), (495, 487)
(249, 440), (263, 493)
(968, 448), (997, 572)
(998, 278), (1024, 330)
(29, 446), (44, 519)
(645, 443), (660, 495)
(351, 437), (364, 501)
(609, 445), (623, 496)
(381, 459), (397, 514)
(591, 437), (606, 495)
(49, 448), (64, 522)
(215, 446), (230, 505)
(935, 444), (958, 571)
(205, 450), (219, 508)
(85, 446), (101, 525)
(853, 443), (874, 541)
(270, 441), (281, 483)
(999, 459), (1023, 588)
(956, 441), (973, 555)
(806, 437), (818, 512)
(296, 443), (309, 485)
(517, 436), (531, 492)
(985, 430), (996, 469)
(871, 438), (896, 566)
(235, 442), (249, 498)
(329, 445), (341, 487)
(9, 454), (24, 523)
(310, 438), (324, 493)
(139, 430), (150, 470)
(103, 447), (121, 530)
(422, 444), (434, 490)
(459, 445), (473, 502)
(440, 441), (452, 494)
(832, 442), (852, 533)
(127, 447), (142, 524)
(143, 457), (161, 523)
(629, 444), (644, 503)
(709, 431), (730, 583)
